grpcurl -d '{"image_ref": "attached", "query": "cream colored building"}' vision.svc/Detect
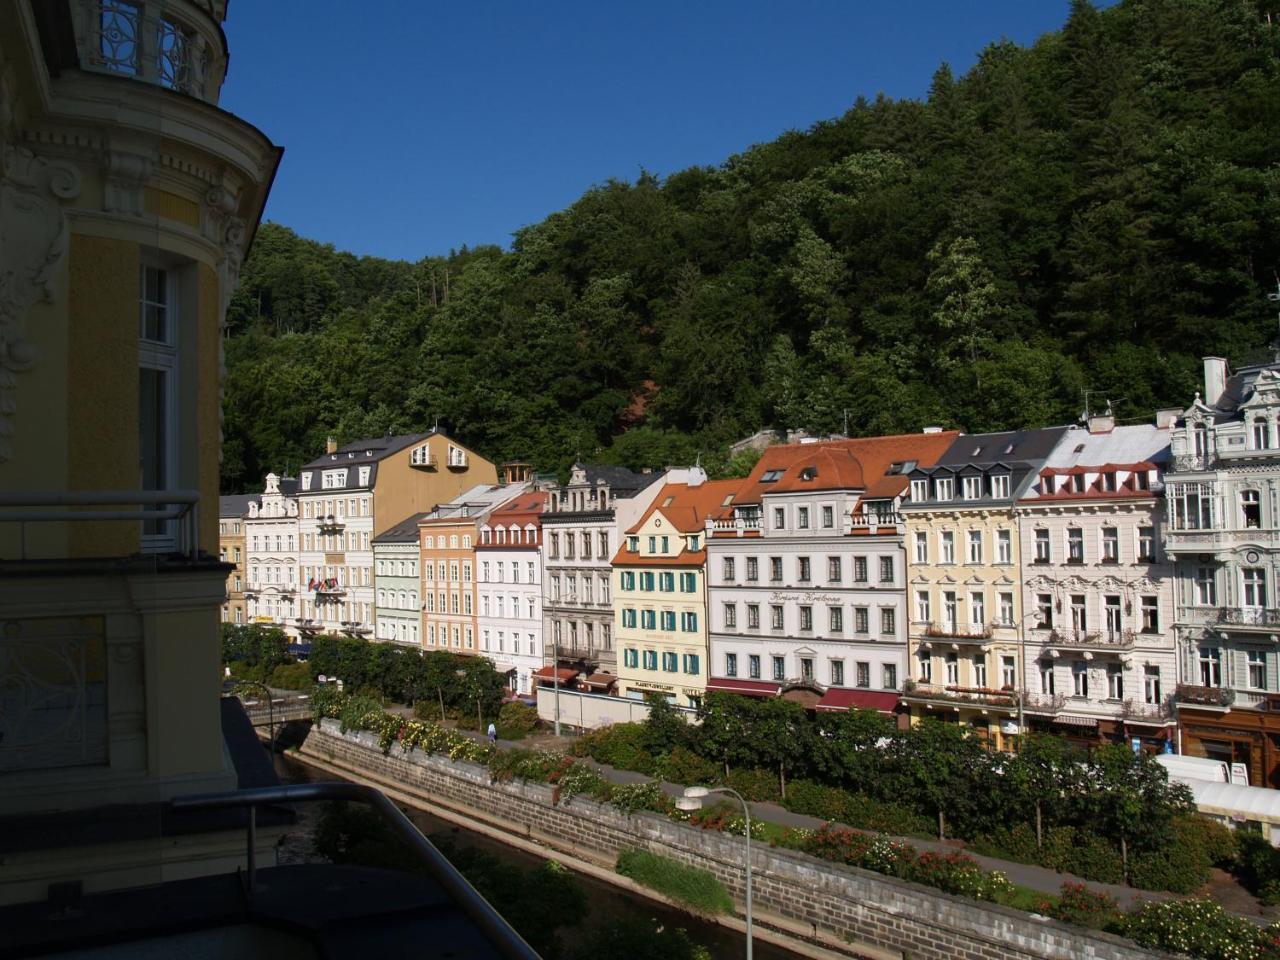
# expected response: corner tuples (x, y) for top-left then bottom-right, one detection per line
(1017, 416), (1177, 748)
(218, 494), (255, 624)
(244, 472), (300, 635)
(900, 427), (1068, 749)
(295, 430), (496, 640)
(614, 472), (736, 707)
(0, 0), (280, 904)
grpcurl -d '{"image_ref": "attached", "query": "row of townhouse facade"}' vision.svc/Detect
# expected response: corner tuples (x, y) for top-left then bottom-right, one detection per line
(218, 358), (1280, 784)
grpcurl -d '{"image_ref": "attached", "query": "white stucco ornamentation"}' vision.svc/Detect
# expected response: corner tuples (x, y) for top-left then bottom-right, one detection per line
(0, 141), (81, 461)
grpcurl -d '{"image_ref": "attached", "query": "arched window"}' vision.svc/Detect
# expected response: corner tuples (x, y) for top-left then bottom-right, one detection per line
(462, 535), (472, 549)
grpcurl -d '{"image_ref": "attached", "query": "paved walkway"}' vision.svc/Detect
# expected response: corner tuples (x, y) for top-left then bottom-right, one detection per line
(455, 729), (1161, 908)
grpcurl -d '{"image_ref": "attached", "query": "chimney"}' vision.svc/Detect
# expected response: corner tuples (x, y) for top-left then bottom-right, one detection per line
(922, 425), (944, 434)
(1087, 412), (1115, 434)
(326, 435), (338, 454)
(1203, 357), (1227, 409)
(687, 465), (708, 487)
(1155, 408), (1180, 429)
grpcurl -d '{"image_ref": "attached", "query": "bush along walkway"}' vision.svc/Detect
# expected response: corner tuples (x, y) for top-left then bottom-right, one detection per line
(311, 691), (1280, 960)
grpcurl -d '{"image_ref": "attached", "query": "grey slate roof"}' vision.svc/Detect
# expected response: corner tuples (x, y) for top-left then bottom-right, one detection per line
(903, 426), (1072, 508)
(300, 433), (432, 471)
(372, 511), (432, 545)
(219, 494), (258, 518)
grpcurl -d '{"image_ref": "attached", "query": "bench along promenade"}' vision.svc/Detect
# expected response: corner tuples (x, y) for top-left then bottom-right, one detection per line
(296, 718), (1180, 960)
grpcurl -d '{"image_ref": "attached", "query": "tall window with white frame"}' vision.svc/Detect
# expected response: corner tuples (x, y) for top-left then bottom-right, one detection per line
(139, 263), (178, 550)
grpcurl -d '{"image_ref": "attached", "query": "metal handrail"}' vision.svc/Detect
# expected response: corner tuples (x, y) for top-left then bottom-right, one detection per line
(0, 489), (202, 559)
(170, 781), (539, 960)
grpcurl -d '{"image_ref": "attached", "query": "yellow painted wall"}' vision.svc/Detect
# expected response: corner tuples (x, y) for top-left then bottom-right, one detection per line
(197, 263), (220, 553)
(143, 187), (200, 228)
(68, 234), (140, 558)
(372, 434), (497, 537)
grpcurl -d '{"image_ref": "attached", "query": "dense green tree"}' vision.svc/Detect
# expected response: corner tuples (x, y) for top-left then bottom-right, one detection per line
(222, 0), (1280, 493)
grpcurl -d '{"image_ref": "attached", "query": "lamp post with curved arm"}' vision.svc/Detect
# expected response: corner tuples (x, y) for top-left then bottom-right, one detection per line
(228, 678), (275, 757)
(677, 785), (752, 959)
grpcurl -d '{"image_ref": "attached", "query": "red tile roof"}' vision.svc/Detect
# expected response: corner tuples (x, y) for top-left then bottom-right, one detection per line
(627, 478), (745, 535)
(486, 490), (548, 520)
(717, 432), (961, 517)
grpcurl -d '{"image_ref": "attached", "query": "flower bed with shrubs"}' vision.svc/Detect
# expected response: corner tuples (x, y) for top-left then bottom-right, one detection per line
(312, 691), (1275, 960)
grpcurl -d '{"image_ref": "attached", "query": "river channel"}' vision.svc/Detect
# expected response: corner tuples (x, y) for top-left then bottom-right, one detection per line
(273, 751), (807, 960)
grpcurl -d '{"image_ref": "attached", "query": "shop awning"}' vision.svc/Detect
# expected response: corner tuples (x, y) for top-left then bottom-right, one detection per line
(706, 678), (780, 697)
(815, 689), (900, 715)
(532, 667), (579, 685)
(1050, 714), (1098, 728)
(582, 673), (617, 689)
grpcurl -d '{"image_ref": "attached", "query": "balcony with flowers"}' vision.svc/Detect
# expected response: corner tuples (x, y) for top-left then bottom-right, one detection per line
(1036, 627), (1136, 653)
(901, 681), (1018, 711)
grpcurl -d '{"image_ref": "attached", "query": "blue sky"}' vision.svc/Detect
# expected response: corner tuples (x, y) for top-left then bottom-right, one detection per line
(221, 2), (1092, 262)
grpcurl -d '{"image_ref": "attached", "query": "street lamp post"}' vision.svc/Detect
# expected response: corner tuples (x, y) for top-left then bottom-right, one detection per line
(677, 785), (752, 960)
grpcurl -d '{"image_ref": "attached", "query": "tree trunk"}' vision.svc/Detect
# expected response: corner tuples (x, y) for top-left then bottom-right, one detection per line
(724, 759), (730, 781)
(779, 763), (786, 800)
(1035, 801), (1043, 851)
(938, 809), (946, 841)
(1120, 834), (1128, 882)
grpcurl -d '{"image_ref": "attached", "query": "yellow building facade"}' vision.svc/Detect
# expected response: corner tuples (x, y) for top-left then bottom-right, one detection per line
(613, 476), (738, 707)
(900, 428), (1069, 749)
(0, 0), (280, 904)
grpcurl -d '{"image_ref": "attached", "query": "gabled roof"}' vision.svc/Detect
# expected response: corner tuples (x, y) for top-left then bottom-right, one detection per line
(721, 431), (960, 512)
(486, 490), (548, 521)
(929, 426), (1070, 468)
(219, 494), (258, 518)
(372, 511), (433, 544)
(627, 478), (745, 535)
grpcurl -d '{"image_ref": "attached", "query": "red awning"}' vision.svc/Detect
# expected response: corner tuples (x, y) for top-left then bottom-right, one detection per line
(706, 678), (781, 697)
(815, 689), (900, 715)
(532, 667), (580, 685)
(582, 673), (617, 688)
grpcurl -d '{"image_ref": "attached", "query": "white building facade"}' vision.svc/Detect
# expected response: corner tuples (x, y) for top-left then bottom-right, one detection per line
(1016, 417), (1177, 747)
(540, 466), (667, 677)
(1166, 358), (1280, 707)
(477, 491), (547, 694)
(244, 473), (299, 637)
(705, 434), (958, 710)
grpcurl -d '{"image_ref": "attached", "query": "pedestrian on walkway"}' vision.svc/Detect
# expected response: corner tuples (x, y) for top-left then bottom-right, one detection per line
(487, 721), (497, 744)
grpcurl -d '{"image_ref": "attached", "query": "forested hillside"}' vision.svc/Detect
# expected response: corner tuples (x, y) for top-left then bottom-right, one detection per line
(222, 0), (1280, 493)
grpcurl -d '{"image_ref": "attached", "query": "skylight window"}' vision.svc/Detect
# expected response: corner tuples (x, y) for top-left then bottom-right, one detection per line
(721, 494), (735, 506)
(662, 496), (675, 507)
(799, 466), (818, 480)
(760, 469), (784, 483)
(1003, 443), (1016, 455)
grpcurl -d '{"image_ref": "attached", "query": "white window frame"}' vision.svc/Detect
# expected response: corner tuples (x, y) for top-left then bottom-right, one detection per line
(139, 263), (179, 553)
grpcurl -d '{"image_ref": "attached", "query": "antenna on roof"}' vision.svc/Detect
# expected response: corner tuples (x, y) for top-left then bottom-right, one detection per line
(1079, 389), (1094, 425)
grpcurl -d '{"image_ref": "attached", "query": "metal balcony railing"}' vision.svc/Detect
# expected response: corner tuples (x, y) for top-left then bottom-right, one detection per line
(169, 782), (538, 959)
(0, 488), (201, 560)
(922, 621), (995, 641)
(1039, 628), (1136, 649)
(72, 0), (225, 103)
(1214, 607), (1280, 627)
(1175, 683), (1235, 707)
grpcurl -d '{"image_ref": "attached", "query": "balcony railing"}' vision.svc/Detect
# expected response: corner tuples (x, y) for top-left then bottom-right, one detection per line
(1121, 699), (1175, 722)
(409, 448), (437, 469)
(0, 488), (201, 559)
(72, 0), (225, 103)
(922, 622), (995, 641)
(1213, 607), (1280, 627)
(902, 682), (1017, 707)
(316, 515), (345, 532)
(1170, 454), (1216, 472)
(705, 516), (763, 535)
(1039, 628), (1136, 650)
(1175, 684), (1235, 708)
(849, 513), (902, 532)
(1022, 692), (1067, 714)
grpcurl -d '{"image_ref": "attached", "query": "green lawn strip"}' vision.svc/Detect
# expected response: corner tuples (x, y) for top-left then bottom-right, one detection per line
(616, 848), (735, 916)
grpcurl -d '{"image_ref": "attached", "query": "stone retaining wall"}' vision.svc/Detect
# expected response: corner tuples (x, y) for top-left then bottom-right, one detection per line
(304, 720), (1172, 960)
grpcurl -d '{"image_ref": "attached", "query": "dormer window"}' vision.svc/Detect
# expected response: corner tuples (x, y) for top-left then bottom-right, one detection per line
(1135, 471), (1150, 490)
(910, 479), (927, 502)
(447, 444), (468, 468)
(962, 476), (982, 500)
(410, 444), (435, 467)
(933, 478), (953, 500)
(799, 466), (818, 481)
(990, 475), (1010, 499)
(627, 536), (639, 551)
(1102, 472), (1117, 492)
(1070, 474), (1085, 493)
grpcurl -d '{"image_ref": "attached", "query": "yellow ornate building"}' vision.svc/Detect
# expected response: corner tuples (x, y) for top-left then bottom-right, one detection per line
(900, 428), (1068, 749)
(613, 473), (739, 707)
(0, 0), (280, 903)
